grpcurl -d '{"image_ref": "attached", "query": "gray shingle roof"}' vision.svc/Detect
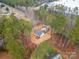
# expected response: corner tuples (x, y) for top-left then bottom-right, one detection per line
(34, 29), (44, 37)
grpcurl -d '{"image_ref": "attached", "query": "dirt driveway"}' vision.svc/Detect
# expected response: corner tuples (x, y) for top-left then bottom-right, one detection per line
(0, 52), (12, 59)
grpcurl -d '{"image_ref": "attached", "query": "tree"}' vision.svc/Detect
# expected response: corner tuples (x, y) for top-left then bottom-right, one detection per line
(74, 7), (78, 15)
(0, 0), (36, 7)
(30, 41), (56, 59)
(65, 16), (79, 44)
(0, 16), (32, 59)
(45, 13), (66, 33)
(35, 5), (48, 22)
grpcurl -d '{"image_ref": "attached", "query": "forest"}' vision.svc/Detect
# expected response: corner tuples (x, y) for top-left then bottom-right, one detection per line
(0, 15), (32, 59)
(35, 6), (79, 45)
(0, 0), (79, 59)
(0, 0), (58, 7)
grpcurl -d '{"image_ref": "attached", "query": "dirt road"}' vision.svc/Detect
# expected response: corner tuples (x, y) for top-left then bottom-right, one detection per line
(0, 52), (12, 59)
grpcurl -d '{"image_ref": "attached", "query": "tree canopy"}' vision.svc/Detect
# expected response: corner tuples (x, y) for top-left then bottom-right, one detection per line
(0, 0), (58, 7)
(45, 13), (66, 33)
(31, 41), (56, 59)
(0, 16), (32, 59)
(66, 16), (79, 44)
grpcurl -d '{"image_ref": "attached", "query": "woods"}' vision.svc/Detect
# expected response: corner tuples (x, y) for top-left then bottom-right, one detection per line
(0, 0), (79, 59)
(0, 0), (58, 7)
(0, 16), (32, 59)
(31, 41), (56, 59)
(35, 6), (79, 46)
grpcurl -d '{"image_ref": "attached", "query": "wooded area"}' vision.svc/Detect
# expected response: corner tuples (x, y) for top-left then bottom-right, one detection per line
(0, 16), (32, 59)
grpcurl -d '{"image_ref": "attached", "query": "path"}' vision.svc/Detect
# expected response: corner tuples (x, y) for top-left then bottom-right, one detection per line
(1, 2), (36, 22)
(0, 52), (12, 59)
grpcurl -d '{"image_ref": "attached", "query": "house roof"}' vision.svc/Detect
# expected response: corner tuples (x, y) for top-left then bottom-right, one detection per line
(45, 53), (62, 59)
(34, 29), (44, 37)
(34, 25), (49, 37)
(31, 24), (51, 45)
(53, 54), (62, 59)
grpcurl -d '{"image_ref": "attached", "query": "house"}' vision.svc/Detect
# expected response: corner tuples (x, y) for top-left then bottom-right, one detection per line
(31, 23), (52, 45)
(34, 25), (49, 38)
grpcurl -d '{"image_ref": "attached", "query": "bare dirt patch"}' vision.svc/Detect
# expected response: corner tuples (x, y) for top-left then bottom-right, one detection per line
(0, 52), (12, 59)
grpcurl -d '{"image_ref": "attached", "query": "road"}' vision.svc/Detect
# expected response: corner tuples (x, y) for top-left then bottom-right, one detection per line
(1, 2), (36, 22)
(9, 7), (31, 21)
(10, 7), (37, 24)
(0, 52), (12, 59)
